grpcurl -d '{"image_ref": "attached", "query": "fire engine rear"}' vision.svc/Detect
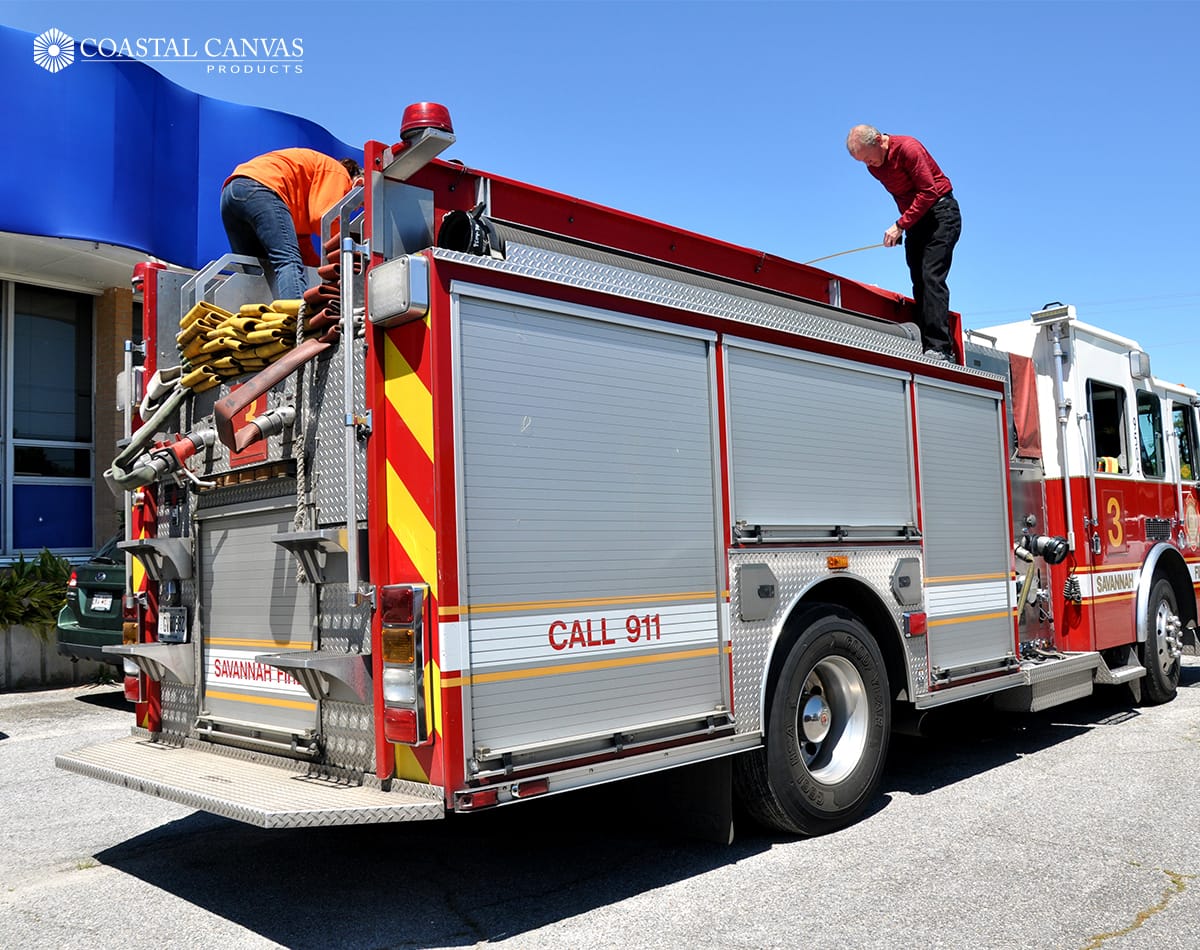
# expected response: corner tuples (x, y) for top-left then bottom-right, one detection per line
(57, 104), (1198, 837)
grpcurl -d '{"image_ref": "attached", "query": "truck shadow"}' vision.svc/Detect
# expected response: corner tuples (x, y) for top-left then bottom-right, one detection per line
(884, 661), (1200, 798)
(73, 685), (130, 711)
(97, 784), (764, 949)
(95, 665), (1199, 948)
(885, 692), (1112, 798)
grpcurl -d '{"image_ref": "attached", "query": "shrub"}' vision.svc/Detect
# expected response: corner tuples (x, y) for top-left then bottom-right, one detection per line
(0, 549), (73, 637)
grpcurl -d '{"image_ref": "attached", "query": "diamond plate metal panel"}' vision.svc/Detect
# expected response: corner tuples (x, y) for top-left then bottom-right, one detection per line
(993, 654), (1099, 712)
(195, 477), (299, 510)
(433, 244), (1000, 376)
(728, 547), (927, 735)
(318, 584), (372, 654)
(56, 735), (442, 828)
(160, 681), (195, 738)
(321, 699), (376, 773)
(156, 493), (200, 738)
(310, 337), (368, 525)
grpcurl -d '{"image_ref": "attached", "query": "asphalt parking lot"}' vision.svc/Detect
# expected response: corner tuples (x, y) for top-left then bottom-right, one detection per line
(2, 660), (1199, 949)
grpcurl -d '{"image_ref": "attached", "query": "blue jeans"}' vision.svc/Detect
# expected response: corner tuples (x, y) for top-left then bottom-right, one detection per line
(220, 177), (308, 302)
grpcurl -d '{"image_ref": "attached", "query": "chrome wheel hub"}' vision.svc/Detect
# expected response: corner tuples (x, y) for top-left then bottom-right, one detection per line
(1155, 601), (1183, 668)
(802, 694), (832, 743)
(796, 655), (869, 785)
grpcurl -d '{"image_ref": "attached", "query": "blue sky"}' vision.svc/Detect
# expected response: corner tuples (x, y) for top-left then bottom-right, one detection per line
(5, 0), (1199, 385)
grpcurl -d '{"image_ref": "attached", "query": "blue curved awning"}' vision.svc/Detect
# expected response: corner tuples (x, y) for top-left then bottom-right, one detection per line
(1, 24), (358, 270)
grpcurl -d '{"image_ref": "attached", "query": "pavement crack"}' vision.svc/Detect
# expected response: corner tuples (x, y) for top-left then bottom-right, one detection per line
(1080, 867), (1195, 949)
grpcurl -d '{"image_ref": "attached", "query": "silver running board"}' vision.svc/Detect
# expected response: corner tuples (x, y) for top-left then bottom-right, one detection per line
(56, 735), (444, 828)
(992, 652), (1102, 713)
(915, 651), (1104, 712)
(1093, 662), (1146, 686)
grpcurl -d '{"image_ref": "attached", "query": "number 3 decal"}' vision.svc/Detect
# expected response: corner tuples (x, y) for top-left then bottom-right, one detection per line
(1106, 495), (1123, 547)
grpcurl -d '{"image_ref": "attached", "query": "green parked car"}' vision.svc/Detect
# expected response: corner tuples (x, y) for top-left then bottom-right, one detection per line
(56, 536), (124, 669)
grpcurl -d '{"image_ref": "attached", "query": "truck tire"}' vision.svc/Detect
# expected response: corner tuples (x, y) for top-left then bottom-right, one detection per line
(1140, 578), (1182, 706)
(734, 608), (890, 836)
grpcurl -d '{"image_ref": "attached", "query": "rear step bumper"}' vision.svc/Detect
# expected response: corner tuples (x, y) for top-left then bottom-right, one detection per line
(56, 734), (444, 828)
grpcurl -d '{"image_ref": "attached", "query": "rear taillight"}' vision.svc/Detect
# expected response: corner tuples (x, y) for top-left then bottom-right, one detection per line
(380, 584), (429, 745)
(383, 707), (419, 744)
(67, 570), (78, 589)
(380, 584), (415, 627)
(121, 662), (141, 700)
(123, 659), (142, 703)
(456, 788), (500, 811)
(122, 593), (142, 702)
(382, 665), (417, 705)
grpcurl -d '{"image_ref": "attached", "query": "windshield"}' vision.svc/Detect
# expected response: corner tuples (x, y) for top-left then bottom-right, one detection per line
(93, 535), (121, 563)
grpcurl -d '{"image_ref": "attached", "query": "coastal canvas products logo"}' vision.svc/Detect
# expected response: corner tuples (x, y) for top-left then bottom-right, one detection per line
(33, 28), (75, 73)
(31, 27), (303, 75)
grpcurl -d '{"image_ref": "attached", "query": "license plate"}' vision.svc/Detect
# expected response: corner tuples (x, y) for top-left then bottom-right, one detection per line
(90, 593), (113, 612)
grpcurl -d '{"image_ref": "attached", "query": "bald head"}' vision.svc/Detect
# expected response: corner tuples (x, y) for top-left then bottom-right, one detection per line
(846, 124), (882, 154)
(847, 125), (888, 167)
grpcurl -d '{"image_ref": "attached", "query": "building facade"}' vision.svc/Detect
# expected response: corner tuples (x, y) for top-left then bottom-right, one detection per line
(0, 24), (356, 558)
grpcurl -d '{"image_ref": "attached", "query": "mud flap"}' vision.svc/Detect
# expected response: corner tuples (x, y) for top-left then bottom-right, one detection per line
(629, 756), (735, 845)
(1183, 622), (1199, 657)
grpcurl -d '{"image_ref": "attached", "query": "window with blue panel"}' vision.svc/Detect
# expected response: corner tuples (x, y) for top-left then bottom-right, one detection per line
(8, 283), (93, 554)
(13, 484), (93, 549)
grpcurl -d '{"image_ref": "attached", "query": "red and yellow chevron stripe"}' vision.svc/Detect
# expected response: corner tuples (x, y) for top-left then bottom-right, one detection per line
(382, 317), (443, 785)
(130, 491), (160, 732)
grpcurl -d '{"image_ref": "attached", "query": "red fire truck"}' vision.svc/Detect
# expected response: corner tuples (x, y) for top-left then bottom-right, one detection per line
(57, 103), (1198, 837)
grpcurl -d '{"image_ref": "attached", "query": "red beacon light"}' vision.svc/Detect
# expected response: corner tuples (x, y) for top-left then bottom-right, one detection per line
(387, 103), (457, 182)
(400, 102), (453, 141)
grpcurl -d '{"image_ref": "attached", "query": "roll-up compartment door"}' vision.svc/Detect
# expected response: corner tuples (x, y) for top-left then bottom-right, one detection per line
(916, 382), (1015, 676)
(725, 343), (915, 532)
(455, 293), (724, 760)
(199, 504), (317, 740)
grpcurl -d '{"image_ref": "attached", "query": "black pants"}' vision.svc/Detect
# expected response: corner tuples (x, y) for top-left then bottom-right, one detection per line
(904, 194), (961, 353)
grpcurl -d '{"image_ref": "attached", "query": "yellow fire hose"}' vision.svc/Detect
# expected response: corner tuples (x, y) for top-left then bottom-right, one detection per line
(174, 298), (302, 394)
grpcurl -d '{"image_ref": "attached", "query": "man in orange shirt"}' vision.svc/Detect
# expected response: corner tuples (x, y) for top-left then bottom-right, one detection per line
(220, 148), (362, 303)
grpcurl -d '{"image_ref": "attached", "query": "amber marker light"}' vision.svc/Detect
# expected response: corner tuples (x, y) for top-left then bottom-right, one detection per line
(381, 628), (416, 665)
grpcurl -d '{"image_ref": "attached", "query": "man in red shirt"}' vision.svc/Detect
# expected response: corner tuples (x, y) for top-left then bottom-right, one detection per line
(846, 125), (961, 361)
(220, 148), (361, 303)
